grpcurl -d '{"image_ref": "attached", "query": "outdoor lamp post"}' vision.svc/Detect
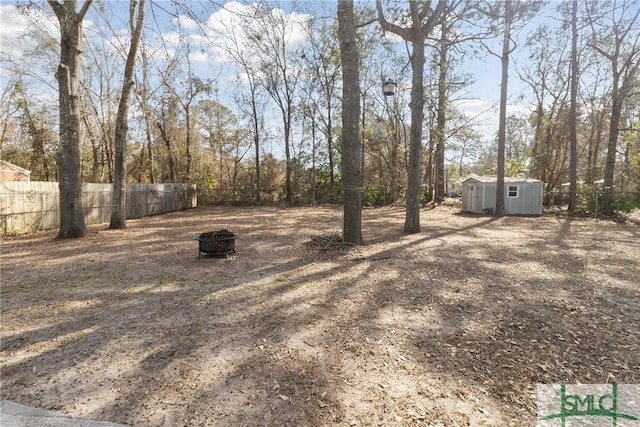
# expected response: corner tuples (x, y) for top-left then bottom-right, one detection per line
(382, 78), (397, 96)
(382, 78), (399, 202)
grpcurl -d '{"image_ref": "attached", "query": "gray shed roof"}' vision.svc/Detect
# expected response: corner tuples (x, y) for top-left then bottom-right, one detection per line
(462, 176), (542, 184)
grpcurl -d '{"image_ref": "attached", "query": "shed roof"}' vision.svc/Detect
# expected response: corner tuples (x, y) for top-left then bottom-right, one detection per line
(462, 176), (542, 184)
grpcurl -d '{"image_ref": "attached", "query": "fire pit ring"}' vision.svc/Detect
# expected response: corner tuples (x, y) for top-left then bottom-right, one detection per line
(197, 230), (237, 258)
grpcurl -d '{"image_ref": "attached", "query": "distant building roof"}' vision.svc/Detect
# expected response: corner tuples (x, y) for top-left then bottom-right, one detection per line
(462, 175), (542, 184)
(0, 160), (31, 181)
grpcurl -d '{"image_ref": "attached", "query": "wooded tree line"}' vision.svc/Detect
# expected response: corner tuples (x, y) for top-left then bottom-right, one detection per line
(1, 0), (638, 215)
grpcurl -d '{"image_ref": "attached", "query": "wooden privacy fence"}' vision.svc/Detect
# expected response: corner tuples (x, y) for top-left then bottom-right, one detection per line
(0, 182), (197, 235)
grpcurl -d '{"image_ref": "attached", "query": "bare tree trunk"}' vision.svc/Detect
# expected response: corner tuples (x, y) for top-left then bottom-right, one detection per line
(251, 94), (261, 203)
(284, 110), (292, 203)
(56, 63), (85, 235)
(139, 43), (156, 184)
(586, 110), (604, 184)
(403, 35), (426, 232)
(425, 128), (435, 203)
(377, 0), (445, 233)
(338, 0), (363, 245)
(587, 4), (640, 192)
(185, 107), (193, 182)
(604, 81), (622, 192)
(495, 0), (512, 217)
(249, 8), (299, 204)
(435, 22), (448, 204)
(602, 57), (621, 192)
(110, 0), (145, 229)
(568, 0), (578, 214)
(157, 120), (176, 182)
(389, 111), (399, 203)
(48, 0), (93, 238)
(311, 116), (317, 204)
(361, 92), (367, 183)
(103, 130), (113, 182)
(327, 111), (335, 190)
(81, 114), (100, 182)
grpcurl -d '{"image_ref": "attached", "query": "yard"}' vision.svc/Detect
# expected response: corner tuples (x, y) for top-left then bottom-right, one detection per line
(1, 205), (639, 426)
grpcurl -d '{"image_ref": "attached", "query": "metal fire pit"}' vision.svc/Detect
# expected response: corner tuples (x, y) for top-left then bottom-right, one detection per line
(197, 230), (237, 258)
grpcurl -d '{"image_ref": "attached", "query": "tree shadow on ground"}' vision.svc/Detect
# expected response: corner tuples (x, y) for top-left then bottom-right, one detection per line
(1, 206), (638, 426)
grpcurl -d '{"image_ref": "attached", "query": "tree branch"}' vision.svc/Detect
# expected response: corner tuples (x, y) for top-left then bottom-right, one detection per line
(421, 1), (447, 34)
(47, 0), (63, 20)
(588, 42), (614, 61)
(376, 0), (411, 40)
(356, 17), (377, 28)
(78, 0), (93, 20)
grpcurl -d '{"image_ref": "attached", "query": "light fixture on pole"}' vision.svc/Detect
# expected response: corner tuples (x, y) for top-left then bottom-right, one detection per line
(382, 78), (397, 96)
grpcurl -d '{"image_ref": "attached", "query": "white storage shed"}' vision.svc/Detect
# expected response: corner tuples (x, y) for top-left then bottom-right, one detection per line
(461, 176), (543, 215)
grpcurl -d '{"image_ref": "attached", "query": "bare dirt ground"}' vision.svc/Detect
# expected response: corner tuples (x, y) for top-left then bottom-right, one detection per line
(1, 204), (639, 426)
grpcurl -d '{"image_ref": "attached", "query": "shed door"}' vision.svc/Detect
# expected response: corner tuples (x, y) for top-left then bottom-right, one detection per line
(469, 185), (478, 212)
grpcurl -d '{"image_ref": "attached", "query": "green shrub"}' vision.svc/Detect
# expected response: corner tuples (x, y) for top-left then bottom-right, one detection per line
(546, 191), (640, 216)
(585, 193), (640, 216)
(362, 186), (391, 206)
